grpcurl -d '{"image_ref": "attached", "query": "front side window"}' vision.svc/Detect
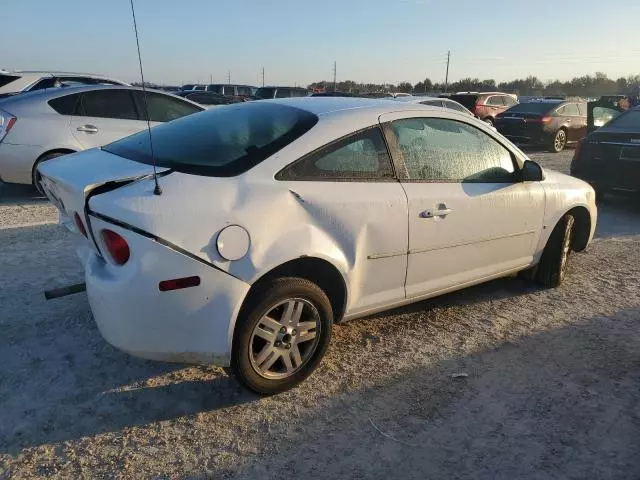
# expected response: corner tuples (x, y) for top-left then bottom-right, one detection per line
(503, 96), (517, 106)
(223, 86), (236, 96)
(133, 91), (202, 122)
(104, 102), (318, 176)
(80, 89), (139, 120)
(391, 117), (516, 183)
(237, 86), (251, 96)
(278, 127), (394, 180)
(275, 88), (291, 98)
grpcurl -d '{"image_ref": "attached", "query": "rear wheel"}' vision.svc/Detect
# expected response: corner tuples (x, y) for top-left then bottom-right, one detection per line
(549, 129), (567, 153)
(231, 277), (333, 394)
(534, 214), (575, 287)
(32, 152), (70, 195)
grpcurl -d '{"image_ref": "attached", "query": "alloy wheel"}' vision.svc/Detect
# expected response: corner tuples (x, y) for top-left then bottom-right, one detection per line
(554, 130), (567, 152)
(249, 298), (321, 379)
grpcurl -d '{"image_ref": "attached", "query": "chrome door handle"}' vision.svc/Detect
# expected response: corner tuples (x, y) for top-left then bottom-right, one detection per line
(77, 125), (98, 133)
(420, 208), (453, 218)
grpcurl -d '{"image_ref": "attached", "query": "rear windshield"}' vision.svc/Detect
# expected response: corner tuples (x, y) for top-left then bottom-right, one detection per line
(0, 74), (20, 88)
(448, 94), (480, 109)
(104, 102), (318, 176)
(606, 110), (640, 130)
(503, 102), (558, 114)
(255, 87), (276, 99)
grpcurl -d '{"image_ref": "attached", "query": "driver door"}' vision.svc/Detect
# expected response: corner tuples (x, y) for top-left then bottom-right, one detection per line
(380, 112), (546, 298)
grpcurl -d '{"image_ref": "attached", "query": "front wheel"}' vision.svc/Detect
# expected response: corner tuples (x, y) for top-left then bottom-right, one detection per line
(231, 278), (333, 394)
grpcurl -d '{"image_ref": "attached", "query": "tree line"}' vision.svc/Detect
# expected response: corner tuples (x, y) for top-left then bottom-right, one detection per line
(308, 73), (640, 97)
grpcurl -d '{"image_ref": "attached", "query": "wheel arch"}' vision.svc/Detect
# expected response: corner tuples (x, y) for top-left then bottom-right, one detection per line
(32, 148), (76, 181)
(242, 256), (348, 324)
(567, 205), (591, 252)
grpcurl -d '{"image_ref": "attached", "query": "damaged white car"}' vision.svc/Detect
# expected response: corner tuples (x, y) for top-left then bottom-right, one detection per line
(38, 97), (597, 394)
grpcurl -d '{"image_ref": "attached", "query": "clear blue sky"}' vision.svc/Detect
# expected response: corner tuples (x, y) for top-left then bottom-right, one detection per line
(3, 0), (639, 87)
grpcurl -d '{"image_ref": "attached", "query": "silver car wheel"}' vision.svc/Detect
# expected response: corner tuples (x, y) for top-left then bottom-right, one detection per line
(249, 298), (321, 380)
(554, 130), (567, 152)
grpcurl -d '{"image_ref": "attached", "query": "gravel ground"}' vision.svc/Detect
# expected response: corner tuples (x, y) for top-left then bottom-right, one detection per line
(1, 150), (639, 479)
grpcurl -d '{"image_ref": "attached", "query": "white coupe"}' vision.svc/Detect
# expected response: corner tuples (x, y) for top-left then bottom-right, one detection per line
(38, 98), (597, 394)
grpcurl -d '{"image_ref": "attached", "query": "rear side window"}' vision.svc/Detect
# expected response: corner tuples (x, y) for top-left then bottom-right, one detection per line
(104, 102), (318, 176)
(255, 87), (276, 99)
(48, 93), (81, 115)
(391, 117), (515, 183)
(223, 86), (236, 96)
(80, 89), (139, 120)
(275, 88), (291, 98)
(278, 127), (394, 181)
(503, 96), (517, 106)
(421, 100), (444, 107)
(237, 86), (251, 96)
(444, 101), (469, 113)
(133, 91), (202, 122)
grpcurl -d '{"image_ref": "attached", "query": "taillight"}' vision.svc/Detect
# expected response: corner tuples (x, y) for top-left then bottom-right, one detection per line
(473, 104), (482, 115)
(73, 212), (88, 238)
(100, 229), (130, 265)
(541, 116), (552, 124)
(0, 109), (17, 143)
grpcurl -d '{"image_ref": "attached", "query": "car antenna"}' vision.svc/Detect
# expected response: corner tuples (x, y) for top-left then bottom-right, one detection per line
(129, 0), (162, 196)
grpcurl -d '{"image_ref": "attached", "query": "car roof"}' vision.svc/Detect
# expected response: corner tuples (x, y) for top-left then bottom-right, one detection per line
(266, 97), (441, 117)
(390, 95), (441, 103)
(258, 86), (308, 90)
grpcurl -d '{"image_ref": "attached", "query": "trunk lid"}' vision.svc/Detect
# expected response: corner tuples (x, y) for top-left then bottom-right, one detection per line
(38, 148), (168, 230)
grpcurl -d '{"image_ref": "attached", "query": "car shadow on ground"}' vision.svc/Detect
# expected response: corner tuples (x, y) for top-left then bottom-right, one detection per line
(596, 194), (640, 238)
(229, 309), (640, 479)
(0, 182), (45, 205)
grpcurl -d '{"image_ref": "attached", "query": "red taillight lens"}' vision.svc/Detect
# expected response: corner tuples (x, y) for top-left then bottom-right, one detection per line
(473, 103), (482, 115)
(73, 212), (88, 238)
(100, 229), (130, 265)
(541, 116), (552, 124)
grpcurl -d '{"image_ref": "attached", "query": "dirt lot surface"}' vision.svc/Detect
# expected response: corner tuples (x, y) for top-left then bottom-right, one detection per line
(1, 150), (639, 479)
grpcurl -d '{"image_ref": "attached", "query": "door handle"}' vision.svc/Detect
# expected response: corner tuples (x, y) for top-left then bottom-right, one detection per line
(77, 125), (98, 133)
(420, 208), (453, 218)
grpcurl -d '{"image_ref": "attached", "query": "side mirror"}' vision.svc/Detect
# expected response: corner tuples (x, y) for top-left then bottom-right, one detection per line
(521, 160), (544, 182)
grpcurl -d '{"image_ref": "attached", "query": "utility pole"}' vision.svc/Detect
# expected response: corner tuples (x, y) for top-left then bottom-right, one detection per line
(333, 60), (337, 92)
(444, 50), (450, 93)
(262, 67), (265, 87)
(209, 74), (212, 84)
(228, 71), (231, 84)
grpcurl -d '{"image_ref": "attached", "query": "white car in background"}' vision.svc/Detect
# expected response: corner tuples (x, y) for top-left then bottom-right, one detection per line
(391, 95), (475, 116)
(38, 98), (597, 394)
(0, 85), (203, 190)
(0, 70), (128, 98)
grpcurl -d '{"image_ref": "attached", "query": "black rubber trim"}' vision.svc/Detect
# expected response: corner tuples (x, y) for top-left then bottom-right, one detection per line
(88, 210), (241, 280)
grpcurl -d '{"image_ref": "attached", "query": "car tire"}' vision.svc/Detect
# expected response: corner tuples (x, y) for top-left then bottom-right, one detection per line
(534, 214), (575, 288)
(549, 129), (567, 153)
(32, 152), (69, 195)
(231, 277), (333, 395)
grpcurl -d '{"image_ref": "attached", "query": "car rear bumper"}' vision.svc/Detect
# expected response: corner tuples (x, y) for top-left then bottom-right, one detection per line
(0, 142), (42, 184)
(81, 216), (251, 366)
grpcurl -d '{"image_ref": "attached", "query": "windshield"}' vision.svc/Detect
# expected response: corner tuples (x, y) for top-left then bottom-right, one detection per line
(254, 87), (276, 99)
(503, 102), (558, 114)
(104, 102), (318, 176)
(448, 94), (479, 109)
